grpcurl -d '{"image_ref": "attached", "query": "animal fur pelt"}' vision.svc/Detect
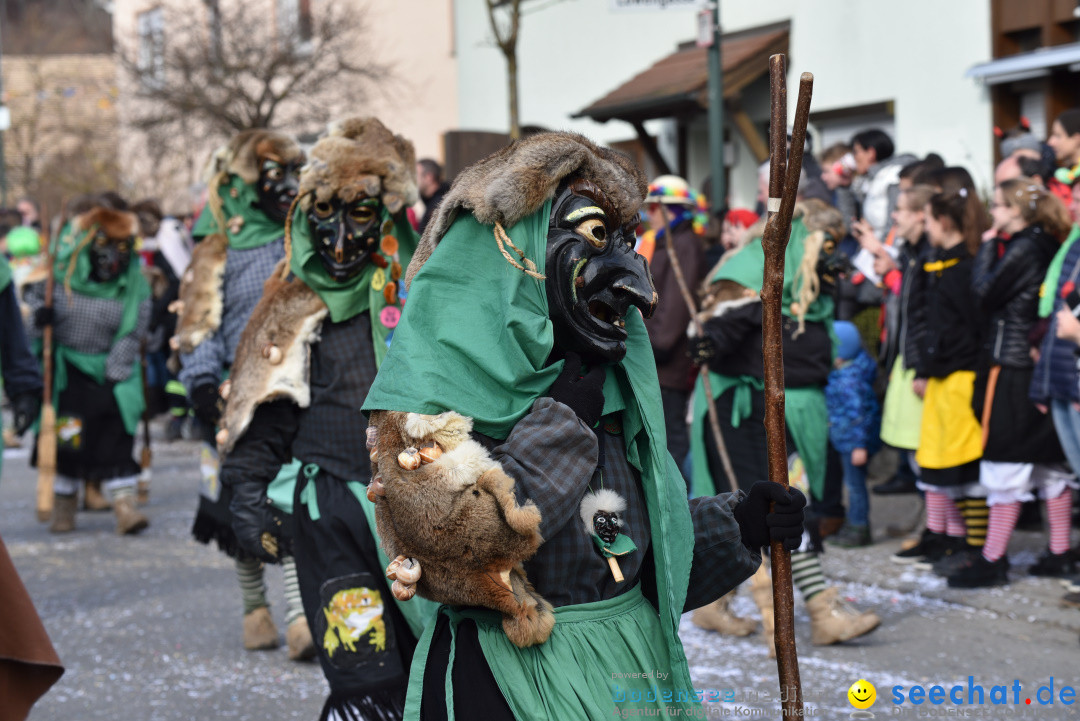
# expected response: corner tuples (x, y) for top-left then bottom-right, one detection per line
(171, 233), (228, 355)
(74, 207), (138, 241)
(298, 116), (417, 215)
(406, 131), (647, 287)
(217, 260), (328, 453)
(368, 409), (555, 648)
(206, 129), (304, 186)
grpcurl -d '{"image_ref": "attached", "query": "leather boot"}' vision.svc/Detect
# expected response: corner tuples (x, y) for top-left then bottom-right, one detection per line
(286, 617), (317, 661)
(243, 606), (280, 650)
(83, 479), (111, 511)
(806, 587), (881, 645)
(50, 494), (77, 533)
(691, 590), (756, 636)
(113, 494), (149, 535)
(749, 563), (775, 658)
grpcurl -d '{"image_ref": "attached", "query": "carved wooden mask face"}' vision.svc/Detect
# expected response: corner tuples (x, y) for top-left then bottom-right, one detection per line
(88, 230), (133, 283)
(307, 195), (382, 282)
(256, 157), (302, 224)
(545, 179), (656, 364)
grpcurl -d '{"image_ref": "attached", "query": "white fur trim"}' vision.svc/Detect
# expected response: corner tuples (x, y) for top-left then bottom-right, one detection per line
(578, 488), (626, 535)
(404, 411), (474, 449)
(709, 294), (760, 319)
(430, 439), (497, 490)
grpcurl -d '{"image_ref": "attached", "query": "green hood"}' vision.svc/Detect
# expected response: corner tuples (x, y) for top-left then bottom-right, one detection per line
(363, 203), (696, 692)
(192, 175), (285, 250)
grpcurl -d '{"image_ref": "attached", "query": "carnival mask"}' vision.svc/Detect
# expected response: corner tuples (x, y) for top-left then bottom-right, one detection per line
(545, 179), (656, 364)
(88, 230), (133, 283)
(307, 195), (381, 281)
(256, 157), (302, 224)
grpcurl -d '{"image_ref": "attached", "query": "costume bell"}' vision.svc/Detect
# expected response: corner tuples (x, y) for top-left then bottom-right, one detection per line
(362, 132), (806, 720)
(218, 117), (436, 721)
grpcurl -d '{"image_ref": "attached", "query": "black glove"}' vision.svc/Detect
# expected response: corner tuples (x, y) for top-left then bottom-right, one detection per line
(546, 351), (605, 428)
(688, 334), (717, 366)
(12, 393), (41, 436)
(229, 477), (289, 564)
(34, 306), (54, 329)
(190, 383), (223, 427)
(733, 481), (807, 552)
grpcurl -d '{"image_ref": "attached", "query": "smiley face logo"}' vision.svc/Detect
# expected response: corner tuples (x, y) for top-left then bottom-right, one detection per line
(848, 679), (876, 709)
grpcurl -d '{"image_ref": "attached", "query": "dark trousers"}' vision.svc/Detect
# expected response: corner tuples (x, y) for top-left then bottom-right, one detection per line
(661, 387), (691, 492)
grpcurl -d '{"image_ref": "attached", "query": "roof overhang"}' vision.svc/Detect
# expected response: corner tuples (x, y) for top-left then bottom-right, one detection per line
(574, 22), (789, 124)
(967, 43), (1080, 85)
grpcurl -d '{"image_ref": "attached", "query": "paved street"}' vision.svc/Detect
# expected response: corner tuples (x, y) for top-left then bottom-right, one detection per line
(3, 422), (1079, 720)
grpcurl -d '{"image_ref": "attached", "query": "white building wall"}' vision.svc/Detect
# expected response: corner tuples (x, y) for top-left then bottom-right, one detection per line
(454, 0), (993, 207)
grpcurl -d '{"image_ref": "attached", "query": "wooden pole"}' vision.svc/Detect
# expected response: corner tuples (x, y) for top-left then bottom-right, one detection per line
(760, 54), (813, 719)
(657, 206), (738, 488)
(35, 224), (58, 523)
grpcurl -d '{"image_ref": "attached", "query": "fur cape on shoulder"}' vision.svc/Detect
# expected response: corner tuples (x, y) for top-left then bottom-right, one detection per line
(405, 131), (647, 287)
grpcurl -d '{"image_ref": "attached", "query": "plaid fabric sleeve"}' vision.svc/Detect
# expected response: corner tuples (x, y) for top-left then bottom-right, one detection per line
(178, 314), (227, 392)
(487, 397), (599, 541)
(106, 297), (151, 382)
(683, 491), (762, 612)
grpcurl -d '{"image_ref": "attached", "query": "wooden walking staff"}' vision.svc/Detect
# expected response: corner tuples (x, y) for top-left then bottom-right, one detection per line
(761, 54), (813, 719)
(36, 218), (59, 523)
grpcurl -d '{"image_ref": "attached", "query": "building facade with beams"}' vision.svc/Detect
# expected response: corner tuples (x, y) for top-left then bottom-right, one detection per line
(453, 0), (996, 208)
(112, 0), (458, 215)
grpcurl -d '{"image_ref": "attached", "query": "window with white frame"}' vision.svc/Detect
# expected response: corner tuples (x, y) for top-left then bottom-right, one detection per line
(137, 7), (165, 89)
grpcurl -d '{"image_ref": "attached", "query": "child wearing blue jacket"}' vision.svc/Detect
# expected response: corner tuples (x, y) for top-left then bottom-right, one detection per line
(825, 321), (882, 547)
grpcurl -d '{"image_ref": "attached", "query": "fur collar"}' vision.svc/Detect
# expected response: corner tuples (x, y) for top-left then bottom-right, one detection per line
(75, 207), (138, 240)
(172, 234), (228, 354)
(217, 261), (328, 452)
(207, 129), (304, 186)
(406, 132), (647, 288)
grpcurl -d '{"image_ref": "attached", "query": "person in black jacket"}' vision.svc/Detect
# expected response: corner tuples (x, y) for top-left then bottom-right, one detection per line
(950, 179), (1076, 588)
(895, 188), (986, 574)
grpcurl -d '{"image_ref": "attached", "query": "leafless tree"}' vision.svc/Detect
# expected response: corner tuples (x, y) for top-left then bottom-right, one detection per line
(118, 0), (390, 138)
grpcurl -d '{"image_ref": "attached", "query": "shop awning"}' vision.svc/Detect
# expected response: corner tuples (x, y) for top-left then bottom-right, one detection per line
(967, 42), (1080, 85)
(575, 22), (789, 124)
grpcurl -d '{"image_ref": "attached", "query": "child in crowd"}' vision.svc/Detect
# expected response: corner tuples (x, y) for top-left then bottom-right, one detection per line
(825, 321), (881, 547)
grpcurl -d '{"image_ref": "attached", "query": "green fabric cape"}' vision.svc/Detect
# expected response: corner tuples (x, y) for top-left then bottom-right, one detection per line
(44, 225), (150, 436)
(0, 255), (12, 293)
(363, 202), (697, 698)
(192, 176), (284, 249)
(287, 204), (418, 368)
(689, 218), (833, 500)
(1039, 223), (1080, 318)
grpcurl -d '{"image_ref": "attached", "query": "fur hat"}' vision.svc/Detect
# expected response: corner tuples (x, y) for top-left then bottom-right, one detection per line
(297, 116), (418, 215)
(207, 129), (304, 186)
(75, 207), (139, 241)
(407, 132), (647, 287)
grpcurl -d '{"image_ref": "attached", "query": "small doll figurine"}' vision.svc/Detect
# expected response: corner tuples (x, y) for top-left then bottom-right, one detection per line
(579, 488), (637, 583)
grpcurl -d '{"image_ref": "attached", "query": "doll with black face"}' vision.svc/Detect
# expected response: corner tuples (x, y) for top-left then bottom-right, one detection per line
(256, 157), (303, 223)
(545, 178), (657, 365)
(88, 229), (134, 283)
(308, 195), (382, 282)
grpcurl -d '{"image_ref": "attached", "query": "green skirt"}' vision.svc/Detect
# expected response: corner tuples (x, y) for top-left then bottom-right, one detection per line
(404, 585), (700, 720)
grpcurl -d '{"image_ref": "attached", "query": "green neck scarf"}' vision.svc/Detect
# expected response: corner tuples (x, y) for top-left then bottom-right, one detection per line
(192, 175), (285, 250)
(288, 204), (418, 368)
(363, 203), (696, 692)
(54, 225), (151, 343)
(1039, 223), (1080, 318)
(0, 255), (11, 294)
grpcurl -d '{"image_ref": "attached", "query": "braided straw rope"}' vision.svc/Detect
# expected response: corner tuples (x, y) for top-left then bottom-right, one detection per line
(493, 222), (545, 280)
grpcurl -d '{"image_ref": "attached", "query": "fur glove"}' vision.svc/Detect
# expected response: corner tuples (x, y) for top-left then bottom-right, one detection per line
(733, 481), (806, 551)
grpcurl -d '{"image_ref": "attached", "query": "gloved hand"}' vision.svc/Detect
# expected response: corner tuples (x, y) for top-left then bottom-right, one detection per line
(688, 334), (718, 366)
(229, 477), (288, 564)
(34, 306), (54, 329)
(12, 393), (41, 436)
(546, 351), (605, 428)
(733, 481), (807, 552)
(190, 383), (223, 427)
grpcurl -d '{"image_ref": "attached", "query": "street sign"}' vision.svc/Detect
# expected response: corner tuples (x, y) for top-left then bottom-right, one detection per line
(696, 8), (714, 47)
